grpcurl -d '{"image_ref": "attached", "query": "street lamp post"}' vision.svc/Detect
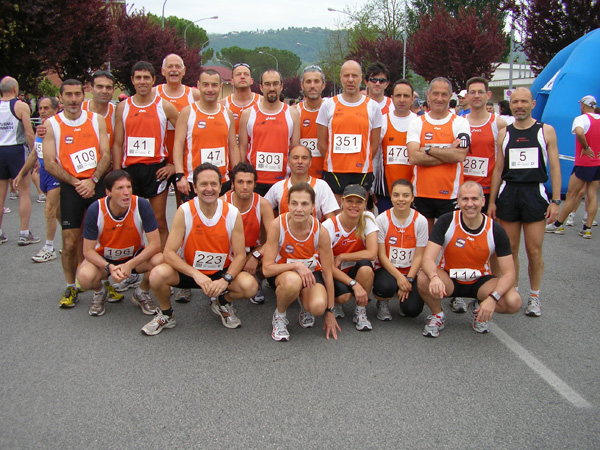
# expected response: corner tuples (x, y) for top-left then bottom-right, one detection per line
(258, 50), (279, 71)
(184, 16), (218, 49)
(161, 0), (168, 29)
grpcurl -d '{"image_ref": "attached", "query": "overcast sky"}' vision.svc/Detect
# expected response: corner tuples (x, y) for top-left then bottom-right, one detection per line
(133, 0), (356, 34)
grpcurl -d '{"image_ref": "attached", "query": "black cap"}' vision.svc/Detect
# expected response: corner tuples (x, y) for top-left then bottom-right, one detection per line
(342, 184), (367, 200)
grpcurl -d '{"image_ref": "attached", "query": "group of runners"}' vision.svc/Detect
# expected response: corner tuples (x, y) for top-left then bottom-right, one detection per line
(1, 53), (597, 341)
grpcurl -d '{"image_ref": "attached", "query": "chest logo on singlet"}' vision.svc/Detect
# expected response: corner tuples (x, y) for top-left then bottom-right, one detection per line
(198, 121), (206, 129)
(65, 137), (73, 144)
(285, 244), (294, 253)
(389, 236), (397, 245)
(233, 113), (239, 120)
(303, 119), (310, 127)
(455, 238), (465, 248)
(425, 133), (433, 140)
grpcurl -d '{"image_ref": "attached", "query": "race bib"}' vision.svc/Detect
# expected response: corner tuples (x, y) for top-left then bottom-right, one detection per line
(288, 257), (318, 272)
(69, 147), (97, 173)
(509, 147), (539, 169)
(127, 137), (155, 157)
(463, 156), (489, 177)
(193, 251), (227, 271)
(449, 268), (482, 282)
(333, 134), (361, 154)
(104, 246), (134, 260)
(389, 246), (414, 269)
(300, 138), (320, 157)
(201, 147), (226, 167)
(35, 141), (44, 160)
(386, 146), (409, 165)
(256, 151), (283, 172)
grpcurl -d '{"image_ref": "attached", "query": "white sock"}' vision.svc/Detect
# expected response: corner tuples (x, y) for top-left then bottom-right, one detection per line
(45, 240), (54, 251)
(274, 309), (286, 319)
(19, 229), (29, 236)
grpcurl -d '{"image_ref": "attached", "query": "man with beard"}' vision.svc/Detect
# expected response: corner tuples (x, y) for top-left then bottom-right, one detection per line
(296, 65), (327, 178)
(238, 69), (300, 196)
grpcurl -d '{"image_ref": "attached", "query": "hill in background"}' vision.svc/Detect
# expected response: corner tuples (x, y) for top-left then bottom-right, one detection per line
(207, 27), (332, 65)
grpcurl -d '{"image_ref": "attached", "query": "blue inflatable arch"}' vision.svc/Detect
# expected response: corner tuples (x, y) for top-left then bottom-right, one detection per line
(529, 28), (600, 195)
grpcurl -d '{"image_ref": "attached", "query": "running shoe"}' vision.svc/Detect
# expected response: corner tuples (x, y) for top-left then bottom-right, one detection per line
(31, 247), (57, 263)
(469, 300), (489, 333)
(9, 191), (19, 200)
(18, 231), (40, 246)
(89, 289), (108, 316)
(353, 307), (372, 331)
(525, 296), (541, 317)
(141, 311), (177, 336)
(59, 286), (79, 308)
(132, 289), (158, 315)
(583, 213), (598, 226)
(250, 285), (265, 305)
(332, 303), (344, 319)
(0, 232), (8, 244)
(173, 288), (192, 303)
(37, 194), (46, 203)
(272, 312), (290, 341)
(105, 281), (124, 302)
(3, 207), (10, 214)
(76, 279), (85, 293)
(544, 223), (564, 234)
(376, 299), (392, 321)
(579, 228), (592, 239)
(450, 297), (468, 313)
(112, 273), (141, 292)
(298, 299), (315, 328)
(423, 314), (445, 337)
(565, 213), (575, 226)
(211, 298), (241, 329)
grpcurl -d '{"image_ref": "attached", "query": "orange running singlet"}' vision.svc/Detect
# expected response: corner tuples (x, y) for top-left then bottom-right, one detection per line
(297, 101), (324, 178)
(157, 84), (196, 164)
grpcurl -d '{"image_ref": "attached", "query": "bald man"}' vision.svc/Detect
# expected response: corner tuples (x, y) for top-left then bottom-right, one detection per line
(316, 60), (383, 203)
(488, 87), (562, 318)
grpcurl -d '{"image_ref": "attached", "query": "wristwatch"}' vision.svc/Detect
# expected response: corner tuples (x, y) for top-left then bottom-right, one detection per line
(327, 306), (336, 314)
(252, 250), (263, 260)
(424, 145), (432, 155)
(174, 172), (185, 182)
(551, 199), (561, 205)
(104, 263), (111, 275)
(489, 291), (501, 302)
(348, 279), (357, 289)
(91, 175), (99, 184)
(222, 273), (233, 284)
(406, 276), (414, 283)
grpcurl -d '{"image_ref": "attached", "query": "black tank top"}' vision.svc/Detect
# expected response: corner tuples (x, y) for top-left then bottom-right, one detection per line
(501, 121), (548, 183)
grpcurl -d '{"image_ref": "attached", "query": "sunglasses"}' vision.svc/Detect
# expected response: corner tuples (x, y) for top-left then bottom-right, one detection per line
(368, 77), (388, 84)
(233, 63), (250, 70)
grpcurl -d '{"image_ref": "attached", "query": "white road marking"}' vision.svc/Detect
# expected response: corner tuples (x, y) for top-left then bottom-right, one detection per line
(490, 323), (592, 408)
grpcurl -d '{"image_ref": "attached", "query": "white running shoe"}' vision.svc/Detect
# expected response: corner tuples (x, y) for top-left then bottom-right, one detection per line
(173, 288), (192, 303)
(583, 212), (598, 226)
(376, 300), (392, 321)
(450, 297), (468, 313)
(469, 300), (489, 333)
(332, 303), (344, 319)
(565, 213), (575, 226)
(545, 223), (564, 234)
(211, 299), (242, 329)
(89, 289), (108, 316)
(132, 289), (158, 315)
(423, 314), (445, 338)
(525, 296), (542, 317)
(353, 307), (372, 331)
(31, 247), (57, 263)
(298, 299), (315, 328)
(250, 285), (265, 305)
(141, 311), (177, 336)
(113, 273), (142, 292)
(272, 312), (290, 341)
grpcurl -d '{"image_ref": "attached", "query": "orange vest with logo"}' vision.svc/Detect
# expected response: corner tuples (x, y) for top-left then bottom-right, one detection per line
(297, 101), (324, 178)
(94, 195), (144, 261)
(276, 213), (321, 272)
(157, 84), (195, 164)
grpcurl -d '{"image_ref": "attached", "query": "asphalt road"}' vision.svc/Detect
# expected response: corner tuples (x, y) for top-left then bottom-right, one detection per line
(1, 191), (599, 449)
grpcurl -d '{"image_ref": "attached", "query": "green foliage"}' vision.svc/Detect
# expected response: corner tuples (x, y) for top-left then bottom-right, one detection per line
(37, 77), (59, 97)
(217, 46), (302, 78)
(148, 13), (212, 60)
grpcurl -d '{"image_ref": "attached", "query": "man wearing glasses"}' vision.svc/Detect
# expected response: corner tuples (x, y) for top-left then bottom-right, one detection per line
(365, 62), (394, 115)
(316, 60), (383, 203)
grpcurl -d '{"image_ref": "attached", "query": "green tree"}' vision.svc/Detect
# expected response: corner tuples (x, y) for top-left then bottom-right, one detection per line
(148, 13), (213, 61)
(217, 46), (301, 79)
(512, 0), (600, 75)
